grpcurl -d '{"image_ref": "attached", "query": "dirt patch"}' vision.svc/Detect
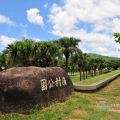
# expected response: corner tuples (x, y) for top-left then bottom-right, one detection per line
(69, 118), (82, 120)
(109, 109), (120, 113)
(84, 95), (97, 104)
(0, 112), (25, 117)
(96, 96), (106, 101)
(51, 107), (57, 112)
(73, 108), (86, 116)
(115, 96), (120, 103)
(65, 108), (85, 120)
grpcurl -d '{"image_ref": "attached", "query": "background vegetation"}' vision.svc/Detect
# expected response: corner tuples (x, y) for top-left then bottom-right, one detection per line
(0, 36), (120, 81)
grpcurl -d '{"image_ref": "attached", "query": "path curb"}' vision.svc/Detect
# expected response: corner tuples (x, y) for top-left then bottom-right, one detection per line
(73, 73), (120, 91)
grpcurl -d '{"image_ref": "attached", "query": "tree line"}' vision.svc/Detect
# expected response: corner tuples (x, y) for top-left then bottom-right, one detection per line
(0, 36), (120, 80)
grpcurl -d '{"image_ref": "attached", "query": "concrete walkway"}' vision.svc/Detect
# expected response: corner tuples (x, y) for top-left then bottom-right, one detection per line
(74, 73), (120, 92)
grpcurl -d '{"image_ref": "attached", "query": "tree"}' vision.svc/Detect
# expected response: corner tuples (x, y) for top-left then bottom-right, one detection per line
(34, 41), (60, 67)
(69, 53), (78, 75)
(6, 39), (35, 66)
(1, 39), (61, 68)
(107, 59), (120, 70)
(97, 58), (106, 74)
(58, 37), (81, 71)
(0, 53), (7, 70)
(76, 48), (83, 80)
(82, 53), (90, 79)
(113, 33), (120, 43)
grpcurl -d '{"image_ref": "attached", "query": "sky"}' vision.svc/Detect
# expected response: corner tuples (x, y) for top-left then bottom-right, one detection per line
(0, 0), (120, 57)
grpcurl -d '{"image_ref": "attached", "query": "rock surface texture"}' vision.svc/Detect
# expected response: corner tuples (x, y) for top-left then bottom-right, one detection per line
(0, 67), (73, 108)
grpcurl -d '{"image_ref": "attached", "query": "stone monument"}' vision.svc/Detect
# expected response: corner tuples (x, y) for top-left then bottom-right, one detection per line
(0, 67), (73, 109)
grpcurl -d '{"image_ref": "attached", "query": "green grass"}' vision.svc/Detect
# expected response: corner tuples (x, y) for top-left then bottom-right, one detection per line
(69, 69), (120, 85)
(0, 70), (120, 120)
(0, 77), (120, 120)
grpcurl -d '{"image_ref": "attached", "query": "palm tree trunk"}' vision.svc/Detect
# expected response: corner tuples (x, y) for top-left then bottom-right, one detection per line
(65, 56), (69, 72)
(92, 67), (94, 77)
(86, 70), (88, 79)
(71, 70), (72, 76)
(83, 67), (85, 80)
(94, 67), (97, 76)
(90, 67), (93, 77)
(79, 67), (82, 81)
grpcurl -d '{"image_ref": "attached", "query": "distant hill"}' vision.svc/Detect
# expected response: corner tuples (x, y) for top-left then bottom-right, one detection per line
(88, 53), (120, 61)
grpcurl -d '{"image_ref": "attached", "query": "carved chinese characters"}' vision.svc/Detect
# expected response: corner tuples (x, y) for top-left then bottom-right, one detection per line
(40, 77), (67, 91)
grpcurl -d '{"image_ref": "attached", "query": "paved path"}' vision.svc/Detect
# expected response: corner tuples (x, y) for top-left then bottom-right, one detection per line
(73, 73), (120, 92)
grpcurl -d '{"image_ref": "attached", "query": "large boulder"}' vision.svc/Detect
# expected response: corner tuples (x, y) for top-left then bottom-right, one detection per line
(0, 67), (73, 108)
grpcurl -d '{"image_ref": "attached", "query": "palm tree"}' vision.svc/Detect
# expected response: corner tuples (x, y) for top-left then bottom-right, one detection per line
(76, 48), (83, 80)
(6, 39), (35, 66)
(88, 58), (95, 77)
(69, 52), (79, 75)
(19, 39), (36, 66)
(59, 37), (81, 71)
(97, 58), (106, 74)
(93, 58), (99, 76)
(82, 53), (90, 79)
(34, 41), (59, 67)
(6, 42), (19, 66)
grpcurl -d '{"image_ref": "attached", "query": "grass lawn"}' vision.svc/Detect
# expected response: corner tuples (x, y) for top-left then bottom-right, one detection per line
(0, 76), (120, 120)
(69, 69), (120, 85)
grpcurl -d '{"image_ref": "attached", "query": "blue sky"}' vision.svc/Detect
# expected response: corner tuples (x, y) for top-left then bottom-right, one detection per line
(0, 0), (58, 39)
(0, 0), (120, 57)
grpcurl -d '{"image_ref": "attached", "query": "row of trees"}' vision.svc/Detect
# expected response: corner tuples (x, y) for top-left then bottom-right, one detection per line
(0, 37), (80, 69)
(0, 36), (120, 80)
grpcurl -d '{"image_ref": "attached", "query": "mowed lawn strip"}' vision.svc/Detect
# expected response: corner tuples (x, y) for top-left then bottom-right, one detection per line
(69, 69), (120, 85)
(0, 77), (120, 120)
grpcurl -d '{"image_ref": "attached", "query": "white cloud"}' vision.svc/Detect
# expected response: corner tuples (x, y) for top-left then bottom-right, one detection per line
(49, 0), (120, 57)
(49, 3), (77, 34)
(0, 14), (15, 26)
(0, 35), (16, 47)
(64, 0), (120, 23)
(93, 18), (120, 33)
(44, 3), (48, 8)
(49, 0), (120, 33)
(63, 29), (120, 57)
(27, 8), (44, 26)
(20, 24), (28, 38)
